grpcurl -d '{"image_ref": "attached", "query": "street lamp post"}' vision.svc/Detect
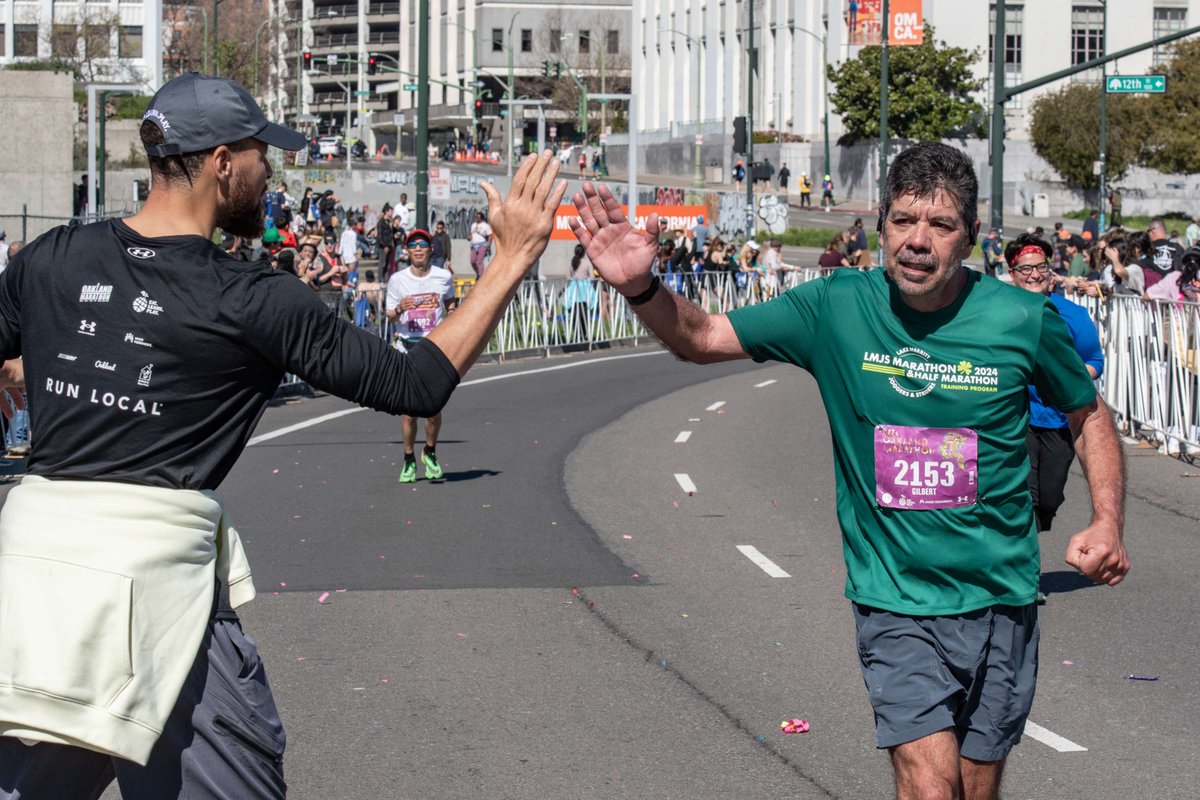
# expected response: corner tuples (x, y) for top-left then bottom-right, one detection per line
(506, 14), (521, 178)
(446, 20), (479, 141)
(662, 28), (704, 188)
(793, 19), (831, 183)
(211, 0), (225, 76)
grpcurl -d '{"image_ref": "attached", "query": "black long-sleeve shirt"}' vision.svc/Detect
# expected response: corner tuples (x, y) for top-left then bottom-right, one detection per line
(0, 219), (458, 490)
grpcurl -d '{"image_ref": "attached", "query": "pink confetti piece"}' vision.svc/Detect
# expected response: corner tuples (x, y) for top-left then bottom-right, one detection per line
(622, 534), (633, 540)
(717, 408), (725, 414)
(380, 678), (389, 684)
(455, 632), (467, 639)
(335, 588), (347, 593)
(272, 592), (280, 596)
(296, 656), (307, 661)
(413, 574), (425, 579)
(317, 592), (330, 604)
(672, 500), (680, 509)
(406, 520), (413, 525)
(1062, 660), (1073, 665)
(780, 719), (809, 735)
(770, 499), (778, 507)
(279, 582), (287, 587)
(379, 555), (386, 559)
(631, 573), (640, 579)
(272, 469), (279, 474)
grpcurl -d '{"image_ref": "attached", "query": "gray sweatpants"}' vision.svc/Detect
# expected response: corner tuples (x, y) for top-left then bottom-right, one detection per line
(0, 618), (286, 800)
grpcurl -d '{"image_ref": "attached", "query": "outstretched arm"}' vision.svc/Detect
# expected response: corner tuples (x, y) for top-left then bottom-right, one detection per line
(568, 183), (747, 365)
(1064, 395), (1130, 586)
(424, 151), (567, 374)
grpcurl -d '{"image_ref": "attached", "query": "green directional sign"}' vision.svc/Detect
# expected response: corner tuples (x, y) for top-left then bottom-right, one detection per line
(1106, 75), (1167, 93)
(403, 83), (419, 91)
(354, 90), (371, 96)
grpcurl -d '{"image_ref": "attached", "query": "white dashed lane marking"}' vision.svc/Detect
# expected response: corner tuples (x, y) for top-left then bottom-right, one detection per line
(675, 431), (692, 443)
(674, 473), (698, 494)
(754, 379), (777, 388)
(1023, 722), (1087, 752)
(706, 401), (726, 411)
(736, 545), (791, 578)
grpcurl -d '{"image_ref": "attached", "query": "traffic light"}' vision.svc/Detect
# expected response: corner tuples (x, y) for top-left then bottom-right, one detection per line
(554, 62), (561, 78)
(303, 51), (312, 69)
(367, 54), (377, 75)
(733, 115), (747, 154)
(474, 99), (483, 116)
(542, 60), (551, 78)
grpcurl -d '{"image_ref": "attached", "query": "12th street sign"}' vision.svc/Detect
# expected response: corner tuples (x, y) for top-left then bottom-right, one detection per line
(1106, 75), (1167, 93)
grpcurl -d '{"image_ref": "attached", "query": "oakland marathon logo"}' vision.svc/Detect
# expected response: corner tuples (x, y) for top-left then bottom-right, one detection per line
(861, 347), (1000, 399)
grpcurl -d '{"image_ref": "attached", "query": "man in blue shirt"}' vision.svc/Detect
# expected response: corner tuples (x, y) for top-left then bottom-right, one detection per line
(1007, 233), (1104, 559)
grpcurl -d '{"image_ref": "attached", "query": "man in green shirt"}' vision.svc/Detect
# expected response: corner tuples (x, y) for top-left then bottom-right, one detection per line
(1066, 236), (1088, 278)
(568, 142), (1128, 800)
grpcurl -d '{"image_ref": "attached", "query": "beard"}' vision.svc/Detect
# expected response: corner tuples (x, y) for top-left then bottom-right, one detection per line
(215, 172), (266, 239)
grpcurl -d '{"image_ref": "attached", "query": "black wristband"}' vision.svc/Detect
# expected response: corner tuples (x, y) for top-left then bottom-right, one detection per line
(624, 275), (662, 306)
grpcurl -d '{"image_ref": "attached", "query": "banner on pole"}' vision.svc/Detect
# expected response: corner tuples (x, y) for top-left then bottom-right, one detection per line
(845, 1), (923, 47)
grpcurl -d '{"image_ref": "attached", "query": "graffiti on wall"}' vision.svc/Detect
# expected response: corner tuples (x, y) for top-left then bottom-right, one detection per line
(302, 169), (339, 186)
(378, 170), (417, 186)
(430, 205), (488, 240)
(714, 193), (750, 239)
(757, 195), (789, 235)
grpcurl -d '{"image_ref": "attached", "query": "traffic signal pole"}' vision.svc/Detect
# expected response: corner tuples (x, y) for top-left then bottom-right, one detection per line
(988, 19), (1200, 234)
(416, 0), (429, 228)
(745, 0), (754, 237)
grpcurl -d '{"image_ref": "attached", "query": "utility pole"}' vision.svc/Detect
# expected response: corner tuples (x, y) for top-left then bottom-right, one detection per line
(1098, 0), (1108, 230)
(505, 15), (520, 178)
(988, 0), (1005, 233)
(416, 0), (429, 228)
(878, 0), (889, 205)
(294, 16), (302, 125)
(745, 0), (755, 237)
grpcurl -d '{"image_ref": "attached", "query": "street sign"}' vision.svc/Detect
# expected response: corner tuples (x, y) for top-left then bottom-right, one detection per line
(326, 54), (338, 66)
(473, 80), (486, 88)
(393, 113), (405, 128)
(549, 125), (557, 138)
(354, 90), (371, 96)
(1106, 75), (1167, 93)
(694, 134), (703, 145)
(403, 83), (419, 91)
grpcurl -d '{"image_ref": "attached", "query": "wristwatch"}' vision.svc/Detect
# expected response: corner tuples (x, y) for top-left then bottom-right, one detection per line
(625, 275), (662, 306)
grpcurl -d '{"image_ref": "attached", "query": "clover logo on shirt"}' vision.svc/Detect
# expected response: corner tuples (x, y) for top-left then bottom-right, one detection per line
(956, 361), (973, 376)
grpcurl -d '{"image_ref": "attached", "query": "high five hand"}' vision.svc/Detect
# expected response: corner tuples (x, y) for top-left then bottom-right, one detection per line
(568, 183), (661, 295)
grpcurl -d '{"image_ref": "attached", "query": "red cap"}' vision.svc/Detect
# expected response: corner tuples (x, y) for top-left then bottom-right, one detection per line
(406, 228), (432, 245)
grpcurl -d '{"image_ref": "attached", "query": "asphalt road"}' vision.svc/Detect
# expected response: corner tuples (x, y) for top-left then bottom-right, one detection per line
(23, 344), (1194, 799)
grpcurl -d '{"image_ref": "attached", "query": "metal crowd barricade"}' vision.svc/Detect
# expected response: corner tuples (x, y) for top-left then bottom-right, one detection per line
(1092, 295), (1199, 460)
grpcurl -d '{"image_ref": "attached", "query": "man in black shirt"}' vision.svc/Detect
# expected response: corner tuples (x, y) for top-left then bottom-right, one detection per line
(376, 203), (395, 275)
(0, 72), (567, 799)
(1146, 217), (1183, 288)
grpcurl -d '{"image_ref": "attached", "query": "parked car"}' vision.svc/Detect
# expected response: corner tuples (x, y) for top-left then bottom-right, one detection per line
(317, 136), (344, 157)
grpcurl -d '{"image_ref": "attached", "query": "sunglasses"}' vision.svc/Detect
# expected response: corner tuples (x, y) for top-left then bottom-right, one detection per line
(1011, 263), (1051, 276)
(408, 241), (431, 249)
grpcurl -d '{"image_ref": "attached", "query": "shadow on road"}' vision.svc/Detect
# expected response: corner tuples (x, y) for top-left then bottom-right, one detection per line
(437, 468), (502, 483)
(1040, 570), (1099, 596)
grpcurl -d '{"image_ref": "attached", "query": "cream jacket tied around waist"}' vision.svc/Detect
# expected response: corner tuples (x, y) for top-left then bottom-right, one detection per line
(0, 475), (255, 764)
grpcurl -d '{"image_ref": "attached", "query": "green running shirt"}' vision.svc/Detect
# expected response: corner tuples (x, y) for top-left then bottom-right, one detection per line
(728, 268), (1097, 615)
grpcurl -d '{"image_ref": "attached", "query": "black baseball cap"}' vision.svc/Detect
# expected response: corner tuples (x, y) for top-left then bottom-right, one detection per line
(142, 72), (306, 157)
(406, 228), (432, 245)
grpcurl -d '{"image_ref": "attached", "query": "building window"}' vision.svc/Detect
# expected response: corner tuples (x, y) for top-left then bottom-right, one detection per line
(491, 27), (502, 52)
(51, 24), (77, 58)
(988, 4), (1023, 107)
(0, 25), (5, 58)
(578, 29), (590, 53)
(85, 23), (110, 59)
(606, 29), (618, 54)
(119, 25), (142, 58)
(14, 24), (38, 57)
(549, 28), (561, 54)
(520, 28), (531, 52)
(1153, 6), (1187, 66)
(1070, 5), (1103, 80)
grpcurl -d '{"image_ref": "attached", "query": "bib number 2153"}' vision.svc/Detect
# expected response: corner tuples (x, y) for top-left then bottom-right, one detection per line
(874, 425), (978, 510)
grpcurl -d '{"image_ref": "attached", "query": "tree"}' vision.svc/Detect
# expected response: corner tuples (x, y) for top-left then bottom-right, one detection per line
(826, 25), (984, 145)
(1028, 83), (1145, 190)
(1138, 38), (1200, 175)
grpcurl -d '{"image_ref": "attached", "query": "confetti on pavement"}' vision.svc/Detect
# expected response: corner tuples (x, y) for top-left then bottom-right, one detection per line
(781, 719), (809, 735)
(317, 592), (330, 603)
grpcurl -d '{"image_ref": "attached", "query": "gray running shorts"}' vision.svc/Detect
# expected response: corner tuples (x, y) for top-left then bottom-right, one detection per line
(0, 617), (286, 800)
(852, 602), (1039, 762)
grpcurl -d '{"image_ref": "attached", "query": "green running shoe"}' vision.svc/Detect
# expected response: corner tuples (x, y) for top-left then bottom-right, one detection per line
(422, 450), (443, 480)
(399, 459), (417, 483)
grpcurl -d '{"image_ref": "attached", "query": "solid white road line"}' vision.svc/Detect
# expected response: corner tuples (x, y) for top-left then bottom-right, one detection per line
(675, 431), (692, 443)
(674, 473), (698, 494)
(754, 379), (777, 388)
(248, 350), (668, 446)
(706, 401), (726, 411)
(1023, 722), (1087, 752)
(736, 545), (792, 578)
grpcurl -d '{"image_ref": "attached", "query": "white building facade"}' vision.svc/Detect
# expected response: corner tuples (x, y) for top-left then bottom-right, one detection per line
(633, 0), (1197, 145)
(0, 0), (162, 90)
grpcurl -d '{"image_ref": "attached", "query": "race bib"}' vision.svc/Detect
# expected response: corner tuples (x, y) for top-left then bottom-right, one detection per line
(874, 425), (978, 510)
(406, 308), (438, 333)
